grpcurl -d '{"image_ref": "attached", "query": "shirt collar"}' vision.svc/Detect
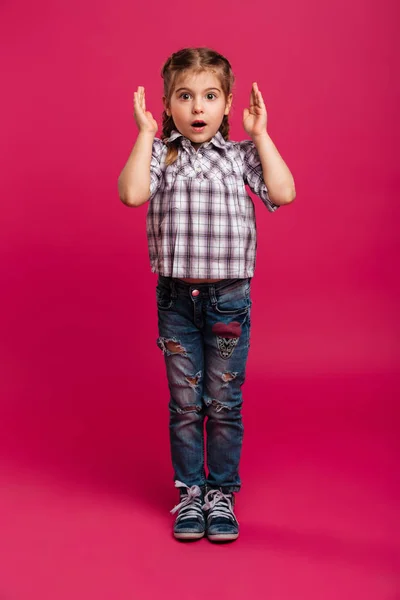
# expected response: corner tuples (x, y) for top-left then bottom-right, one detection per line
(165, 129), (227, 150)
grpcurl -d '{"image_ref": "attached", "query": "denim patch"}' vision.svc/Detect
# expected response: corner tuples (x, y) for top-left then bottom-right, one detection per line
(216, 336), (239, 359)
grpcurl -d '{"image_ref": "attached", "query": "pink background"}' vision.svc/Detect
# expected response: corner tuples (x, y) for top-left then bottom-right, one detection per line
(0, 0), (399, 598)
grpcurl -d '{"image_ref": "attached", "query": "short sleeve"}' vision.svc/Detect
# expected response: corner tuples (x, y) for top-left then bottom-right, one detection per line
(239, 140), (280, 212)
(149, 138), (165, 199)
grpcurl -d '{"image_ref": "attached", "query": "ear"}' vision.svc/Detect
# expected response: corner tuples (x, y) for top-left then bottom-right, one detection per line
(163, 96), (171, 116)
(224, 93), (233, 116)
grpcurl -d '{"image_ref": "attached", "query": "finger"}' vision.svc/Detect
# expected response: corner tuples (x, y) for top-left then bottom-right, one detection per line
(253, 82), (261, 105)
(250, 83), (255, 104)
(253, 83), (259, 106)
(133, 92), (144, 115)
(134, 89), (140, 104)
(255, 83), (263, 99)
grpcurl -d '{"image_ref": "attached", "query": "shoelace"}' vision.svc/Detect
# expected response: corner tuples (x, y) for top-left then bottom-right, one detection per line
(170, 481), (204, 523)
(202, 489), (239, 525)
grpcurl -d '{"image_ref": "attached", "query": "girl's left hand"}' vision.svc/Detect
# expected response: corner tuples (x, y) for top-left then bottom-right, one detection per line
(243, 82), (268, 138)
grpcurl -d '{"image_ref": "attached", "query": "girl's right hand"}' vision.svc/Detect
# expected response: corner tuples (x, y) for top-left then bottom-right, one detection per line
(133, 86), (158, 134)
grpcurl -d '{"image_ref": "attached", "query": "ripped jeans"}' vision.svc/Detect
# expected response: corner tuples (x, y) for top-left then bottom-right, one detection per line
(156, 276), (252, 493)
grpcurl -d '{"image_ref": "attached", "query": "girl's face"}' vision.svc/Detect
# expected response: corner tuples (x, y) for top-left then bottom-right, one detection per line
(164, 70), (232, 149)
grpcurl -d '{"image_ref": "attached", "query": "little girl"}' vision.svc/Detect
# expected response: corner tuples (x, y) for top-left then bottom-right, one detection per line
(118, 47), (295, 542)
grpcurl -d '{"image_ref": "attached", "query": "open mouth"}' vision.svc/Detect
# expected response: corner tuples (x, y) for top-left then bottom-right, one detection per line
(191, 121), (207, 129)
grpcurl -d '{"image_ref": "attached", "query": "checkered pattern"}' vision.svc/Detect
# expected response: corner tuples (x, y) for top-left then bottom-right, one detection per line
(146, 129), (279, 279)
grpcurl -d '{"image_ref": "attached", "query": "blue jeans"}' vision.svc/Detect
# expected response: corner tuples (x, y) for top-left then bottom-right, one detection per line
(156, 276), (252, 493)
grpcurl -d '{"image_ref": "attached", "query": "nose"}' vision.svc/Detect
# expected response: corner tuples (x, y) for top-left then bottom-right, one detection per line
(192, 98), (204, 114)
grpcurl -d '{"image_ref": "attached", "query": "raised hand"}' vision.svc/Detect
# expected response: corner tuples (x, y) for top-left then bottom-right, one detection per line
(133, 86), (158, 134)
(243, 82), (268, 138)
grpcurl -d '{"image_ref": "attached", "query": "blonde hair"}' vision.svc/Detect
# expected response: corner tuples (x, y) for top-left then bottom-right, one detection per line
(161, 47), (235, 166)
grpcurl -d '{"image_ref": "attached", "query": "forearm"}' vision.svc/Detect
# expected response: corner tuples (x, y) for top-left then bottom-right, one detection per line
(118, 131), (155, 207)
(252, 132), (296, 205)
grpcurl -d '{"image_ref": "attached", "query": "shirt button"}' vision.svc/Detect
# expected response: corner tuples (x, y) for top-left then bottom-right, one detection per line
(191, 289), (200, 297)
(196, 167), (201, 172)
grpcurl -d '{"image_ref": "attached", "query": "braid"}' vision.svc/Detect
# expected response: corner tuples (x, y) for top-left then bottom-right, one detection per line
(218, 115), (230, 140)
(161, 110), (179, 166)
(161, 111), (175, 141)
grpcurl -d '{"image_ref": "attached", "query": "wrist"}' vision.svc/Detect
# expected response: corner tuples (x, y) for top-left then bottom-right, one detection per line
(137, 129), (157, 139)
(250, 131), (270, 143)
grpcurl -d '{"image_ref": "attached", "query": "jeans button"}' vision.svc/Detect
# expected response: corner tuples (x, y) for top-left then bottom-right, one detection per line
(191, 289), (200, 297)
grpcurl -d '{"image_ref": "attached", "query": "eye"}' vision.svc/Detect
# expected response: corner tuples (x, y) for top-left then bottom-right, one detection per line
(206, 93), (216, 100)
(179, 93), (191, 100)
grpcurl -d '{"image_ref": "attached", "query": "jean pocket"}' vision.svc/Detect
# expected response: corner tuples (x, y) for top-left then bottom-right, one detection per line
(156, 282), (174, 311)
(213, 280), (251, 315)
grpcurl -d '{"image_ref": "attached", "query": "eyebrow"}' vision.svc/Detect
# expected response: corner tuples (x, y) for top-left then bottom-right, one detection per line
(175, 87), (221, 94)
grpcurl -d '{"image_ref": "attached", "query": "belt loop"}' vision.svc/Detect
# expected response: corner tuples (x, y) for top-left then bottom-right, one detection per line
(209, 284), (217, 306)
(170, 278), (177, 299)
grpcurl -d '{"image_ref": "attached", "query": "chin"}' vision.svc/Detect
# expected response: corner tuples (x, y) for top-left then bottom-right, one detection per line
(188, 131), (216, 144)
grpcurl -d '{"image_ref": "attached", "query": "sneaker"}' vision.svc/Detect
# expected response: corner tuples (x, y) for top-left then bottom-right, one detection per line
(203, 488), (239, 542)
(170, 480), (205, 540)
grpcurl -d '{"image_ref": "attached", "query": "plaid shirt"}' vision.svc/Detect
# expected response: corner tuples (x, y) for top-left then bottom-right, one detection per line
(146, 129), (279, 279)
